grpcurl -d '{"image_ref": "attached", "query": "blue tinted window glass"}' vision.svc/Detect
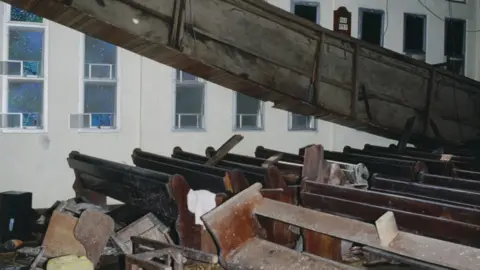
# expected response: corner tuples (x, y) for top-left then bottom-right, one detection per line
(9, 29), (44, 76)
(10, 7), (43, 23)
(8, 81), (43, 127)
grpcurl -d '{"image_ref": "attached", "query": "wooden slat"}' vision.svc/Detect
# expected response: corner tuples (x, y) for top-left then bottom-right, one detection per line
(254, 191), (480, 269)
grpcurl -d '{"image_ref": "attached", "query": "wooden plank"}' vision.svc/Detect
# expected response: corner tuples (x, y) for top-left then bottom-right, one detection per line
(248, 185), (480, 269)
(4, 0), (480, 145)
(205, 135), (244, 166)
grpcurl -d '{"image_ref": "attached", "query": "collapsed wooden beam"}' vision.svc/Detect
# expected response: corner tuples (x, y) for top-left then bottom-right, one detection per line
(4, 0), (480, 145)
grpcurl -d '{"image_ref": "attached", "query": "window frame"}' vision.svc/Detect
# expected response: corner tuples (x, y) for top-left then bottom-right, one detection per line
(171, 69), (206, 131)
(358, 8), (385, 47)
(288, 112), (317, 131)
(1, 4), (48, 133)
(233, 92), (264, 131)
(403, 13), (427, 54)
(291, 0), (320, 24)
(76, 34), (120, 132)
(444, 17), (467, 75)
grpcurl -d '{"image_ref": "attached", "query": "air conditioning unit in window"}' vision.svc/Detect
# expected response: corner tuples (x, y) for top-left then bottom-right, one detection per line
(0, 61), (41, 77)
(0, 113), (41, 129)
(445, 56), (464, 75)
(85, 63), (114, 80)
(405, 52), (425, 62)
(69, 113), (115, 129)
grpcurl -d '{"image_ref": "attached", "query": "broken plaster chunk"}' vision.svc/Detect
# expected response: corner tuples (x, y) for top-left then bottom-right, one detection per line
(187, 189), (217, 228)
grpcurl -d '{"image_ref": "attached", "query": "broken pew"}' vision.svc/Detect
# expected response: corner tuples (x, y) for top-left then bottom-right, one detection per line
(68, 151), (220, 222)
(132, 148), (250, 192)
(171, 147), (273, 185)
(257, 146), (427, 179)
(202, 183), (480, 270)
(416, 172), (480, 192)
(363, 144), (475, 163)
(205, 146), (301, 175)
(301, 180), (480, 248)
(168, 176), (228, 254)
(344, 146), (461, 176)
(370, 174), (480, 207)
(200, 183), (354, 270)
(302, 179), (480, 226)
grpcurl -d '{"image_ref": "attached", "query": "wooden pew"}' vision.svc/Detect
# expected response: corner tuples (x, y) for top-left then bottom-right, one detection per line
(202, 183), (480, 270)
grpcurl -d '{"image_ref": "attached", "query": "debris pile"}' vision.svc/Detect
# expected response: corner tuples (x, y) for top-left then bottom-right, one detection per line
(2, 135), (480, 269)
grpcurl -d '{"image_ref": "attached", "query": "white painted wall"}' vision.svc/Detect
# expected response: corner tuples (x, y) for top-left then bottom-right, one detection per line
(0, 0), (476, 207)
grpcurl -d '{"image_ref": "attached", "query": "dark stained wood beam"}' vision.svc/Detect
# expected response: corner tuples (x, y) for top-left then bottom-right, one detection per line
(5, 0), (480, 145)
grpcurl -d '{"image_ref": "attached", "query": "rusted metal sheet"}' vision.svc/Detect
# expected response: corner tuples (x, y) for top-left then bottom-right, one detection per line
(302, 179), (480, 226)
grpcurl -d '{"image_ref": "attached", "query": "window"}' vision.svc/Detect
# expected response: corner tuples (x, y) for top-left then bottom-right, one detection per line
(292, 1), (319, 23)
(78, 35), (117, 129)
(2, 5), (46, 130)
(289, 113), (316, 131)
(444, 18), (465, 75)
(174, 70), (205, 130)
(235, 93), (263, 130)
(359, 9), (384, 46)
(404, 14), (426, 54)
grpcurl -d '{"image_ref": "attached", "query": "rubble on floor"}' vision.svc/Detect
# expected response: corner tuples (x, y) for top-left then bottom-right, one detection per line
(1, 135), (480, 269)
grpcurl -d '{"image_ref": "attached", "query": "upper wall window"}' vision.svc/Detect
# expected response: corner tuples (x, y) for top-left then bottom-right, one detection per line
(76, 36), (118, 129)
(444, 18), (466, 75)
(293, 1), (319, 23)
(289, 113), (316, 131)
(404, 14), (426, 55)
(235, 93), (263, 130)
(2, 6), (45, 130)
(359, 9), (384, 46)
(174, 70), (205, 130)
(10, 7), (42, 23)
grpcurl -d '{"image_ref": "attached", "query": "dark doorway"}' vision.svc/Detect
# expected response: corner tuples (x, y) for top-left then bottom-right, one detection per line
(293, 2), (319, 24)
(404, 14), (426, 53)
(444, 18), (466, 74)
(359, 9), (383, 46)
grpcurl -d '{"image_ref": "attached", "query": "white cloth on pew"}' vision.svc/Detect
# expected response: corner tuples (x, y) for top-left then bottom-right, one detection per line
(187, 189), (217, 228)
